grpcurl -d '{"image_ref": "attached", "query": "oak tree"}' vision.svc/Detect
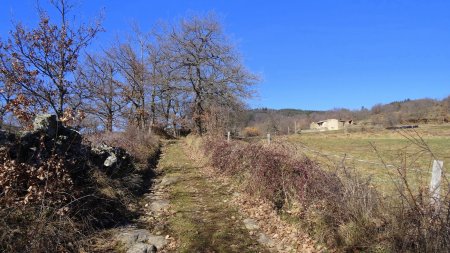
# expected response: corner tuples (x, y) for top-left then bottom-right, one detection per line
(77, 53), (124, 131)
(160, 14), (258, 135)
(4, 0), (102, 120)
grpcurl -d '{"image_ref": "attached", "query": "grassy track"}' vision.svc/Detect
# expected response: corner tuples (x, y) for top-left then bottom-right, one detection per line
(158, 141), (268, 253)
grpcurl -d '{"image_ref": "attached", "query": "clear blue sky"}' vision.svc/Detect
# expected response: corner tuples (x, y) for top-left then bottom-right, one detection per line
(1, 0), (449, 110)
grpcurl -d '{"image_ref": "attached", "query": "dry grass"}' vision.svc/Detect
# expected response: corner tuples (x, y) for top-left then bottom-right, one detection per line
(192, 136), (382, 250)
(286, 124), (450, 193)
(158, 140), (268, 252)
(86, 126), (160, 164)
(191, 124), (450, 252)
(0, 127), (160, 252)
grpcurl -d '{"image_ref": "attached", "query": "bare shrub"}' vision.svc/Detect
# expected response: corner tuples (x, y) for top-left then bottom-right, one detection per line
(0, 134), (94, 252)
(0, 119), (160, 252)
(199, 137), (386, 250)
(386, 190), (450, 252)
(372, 130), (450, 252)
(86, 126), (159, 164)
(0, 205), (85, 252)
(203, 138), (342, 211)
(0, 153), (74, 207)
(242, 126), (261, 137)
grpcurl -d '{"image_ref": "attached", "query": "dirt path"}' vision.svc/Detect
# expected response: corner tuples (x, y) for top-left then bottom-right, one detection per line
(96, 140), (320, 252)
(156, 141), (269, 252)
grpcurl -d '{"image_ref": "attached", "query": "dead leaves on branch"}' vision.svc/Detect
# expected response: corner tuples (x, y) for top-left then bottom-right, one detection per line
(0, 153), (75, 209)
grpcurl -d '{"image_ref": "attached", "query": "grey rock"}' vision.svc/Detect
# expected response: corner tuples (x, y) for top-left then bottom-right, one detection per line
(116, 229), (150, 247)
(3, 115), (84, 164)
(91, 144), (113, 156)
(126, 243), (157, 253)
(149, 200), (170, 212)
(104, 153), (117, 167)
(92, 143), (133, 176)
(60, 127), (82, 144)
(160, 176), (179, 187)
(243, 218), (259, 230)
(116, 229), (167, 250)
(147, 235), (167, 249)
(33, 114), (58, 136)
(31, 114), (82, 145)
(257, 233), (275, 247)
(18, 131), (36, 146)
(18, 130), (30, 138)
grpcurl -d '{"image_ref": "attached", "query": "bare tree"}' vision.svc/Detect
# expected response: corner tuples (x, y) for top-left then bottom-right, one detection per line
(443, 96), (450, 123)
(147, 40), (187, 133)
(109, 37), (149, 130)
(77, 53), (124, 131)
(160, 14), (258, 135)
(3, 0), (102, 120)
(147, 43), (167, 127)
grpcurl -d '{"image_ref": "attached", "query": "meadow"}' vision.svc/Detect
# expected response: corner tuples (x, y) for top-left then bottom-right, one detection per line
(285, 124), (450, 194)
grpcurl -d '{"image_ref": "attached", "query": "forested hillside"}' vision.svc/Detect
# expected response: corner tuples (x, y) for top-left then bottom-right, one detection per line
(243, 97), (450, 134)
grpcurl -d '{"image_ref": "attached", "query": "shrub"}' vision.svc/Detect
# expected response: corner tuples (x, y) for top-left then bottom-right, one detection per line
(0, 130), (94, 252)
(86, 126), (159, 164)
(199, 137), (385, 250)
(383, 170), (450, 252)
(0, 116), (160, 252)
(242, 127), (261, 137)
(198, 132), (450, 252)
(203, 138), (341, 210)
(0, 204), (88, 252)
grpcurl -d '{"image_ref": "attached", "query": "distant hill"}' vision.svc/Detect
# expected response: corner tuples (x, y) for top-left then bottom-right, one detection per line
(243, 96), (450, 134)
(247, 108), (321, 116)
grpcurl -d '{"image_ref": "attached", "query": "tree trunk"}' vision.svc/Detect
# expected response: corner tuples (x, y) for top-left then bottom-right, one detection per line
(150, 86), (156, 126)
(194, 98), (204, 135)
(140, 92), (146, 130)
(106, 110), (113, 132)
(172, 121), (177, 137)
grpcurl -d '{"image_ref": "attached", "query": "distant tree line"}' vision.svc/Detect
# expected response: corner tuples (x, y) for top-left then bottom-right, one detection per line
(0, 0), (257, 136)
(244, 96), (450, 134)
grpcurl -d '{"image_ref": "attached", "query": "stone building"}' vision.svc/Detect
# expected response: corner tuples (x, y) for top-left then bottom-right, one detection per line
(310, 119), (354, 131)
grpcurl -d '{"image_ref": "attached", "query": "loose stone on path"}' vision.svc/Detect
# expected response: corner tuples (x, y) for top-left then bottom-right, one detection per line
(115, 229), (167, 252)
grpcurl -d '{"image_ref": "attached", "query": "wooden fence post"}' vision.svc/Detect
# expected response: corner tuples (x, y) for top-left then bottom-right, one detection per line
(227, 131), (231, 143)
(267, 133), (271, 145)
(430, 160), (443, 208)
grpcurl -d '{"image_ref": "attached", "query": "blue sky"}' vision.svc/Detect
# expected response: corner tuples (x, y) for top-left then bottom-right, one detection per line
(1, 0), (449, 110)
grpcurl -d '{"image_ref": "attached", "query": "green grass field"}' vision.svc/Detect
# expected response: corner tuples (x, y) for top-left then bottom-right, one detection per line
(284, 124), (450, 194)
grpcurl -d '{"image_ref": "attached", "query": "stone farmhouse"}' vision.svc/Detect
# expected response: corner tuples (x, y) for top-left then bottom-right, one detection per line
(310, 119), (354, 131)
